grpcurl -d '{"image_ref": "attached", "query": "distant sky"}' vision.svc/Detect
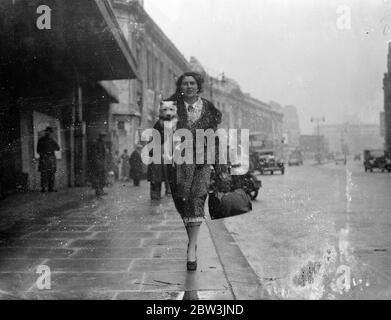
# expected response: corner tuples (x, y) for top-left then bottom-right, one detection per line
(144, 0), (390, 133)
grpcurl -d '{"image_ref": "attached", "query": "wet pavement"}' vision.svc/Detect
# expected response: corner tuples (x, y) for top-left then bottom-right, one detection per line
(3, 160), (387, 300)
(0, 181), (262, 300)
(224, 160), (391, 299)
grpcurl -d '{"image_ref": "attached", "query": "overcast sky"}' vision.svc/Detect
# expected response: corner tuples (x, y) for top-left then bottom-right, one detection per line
(144, 0), (389, 133)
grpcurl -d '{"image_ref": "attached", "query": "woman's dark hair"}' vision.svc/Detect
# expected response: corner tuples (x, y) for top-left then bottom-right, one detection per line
(165, 72), (205, 101)
(175, 72), (204, 95)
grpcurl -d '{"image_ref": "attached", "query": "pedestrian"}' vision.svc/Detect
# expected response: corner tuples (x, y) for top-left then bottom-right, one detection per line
(37, 126), (60, 193)
(129, 145), (143, 187)
(113, 150), (121, 181)
(164, 72), (226, 271)
(90, 132), (109, 196)
(120, 149), (130, 181)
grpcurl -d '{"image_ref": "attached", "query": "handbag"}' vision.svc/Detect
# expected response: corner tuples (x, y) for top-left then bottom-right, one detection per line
(208, 188), (252, 220)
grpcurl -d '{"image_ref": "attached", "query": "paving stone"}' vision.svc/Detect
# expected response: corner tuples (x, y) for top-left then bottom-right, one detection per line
(142, 270), (229, 292)
(152, 248), (186, 259)
(90, 225), (149, 232)
(92, 231), (157, 240)
(0, 248), (74, 259)
(130, 259), (187, 272)
(45, 259), (132, 272)
(23, 291), (116, 300)
(26, 232), (93, 239)
(115, 290), (183, 300)
(157, 232), (187, 240)
(67, 239), (141, 248)
(73, 247), (152, 259)
(28, 272), (143, 292)
(0, 239), (68, 248)
(0, 273), (37, 293)
(149, 225), (186, 231)
(57, 221), (107, 227)
(143, 239), (188, 247)
(46, 226), (91, 232)
(0, 259), (42, 272)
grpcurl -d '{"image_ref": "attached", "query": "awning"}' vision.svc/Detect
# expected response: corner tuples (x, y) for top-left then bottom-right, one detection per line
(112, 103), (142, 117)
(0, 0), (138, 91)
(62, 0), (139, 80)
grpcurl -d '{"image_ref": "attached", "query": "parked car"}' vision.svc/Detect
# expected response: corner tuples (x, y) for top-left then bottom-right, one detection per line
(335, 153), (347, 165)
(256, 150), (285, 175)
(210, 164), (262, 201)
(363, 149), (391, 172)
(288, 155), (303, 166)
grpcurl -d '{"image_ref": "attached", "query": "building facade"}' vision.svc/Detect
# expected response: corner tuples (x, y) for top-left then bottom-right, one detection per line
(189, 57), (284, 156)
(282, 105), (301, 148)
(299, 135), (327, 160)
(111, 0), (190, 155)
(383, 42), (391, 156)
(318, 123), (383, 156)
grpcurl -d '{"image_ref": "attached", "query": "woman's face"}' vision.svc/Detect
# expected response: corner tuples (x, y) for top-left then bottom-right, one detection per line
(180, 76), (199, 99)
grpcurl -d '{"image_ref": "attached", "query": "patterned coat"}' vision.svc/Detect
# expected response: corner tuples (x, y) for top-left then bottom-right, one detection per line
(167, 96), (223, 223)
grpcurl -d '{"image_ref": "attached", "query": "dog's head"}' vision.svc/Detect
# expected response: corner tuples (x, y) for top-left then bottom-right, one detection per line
(159, 101), (177, 120)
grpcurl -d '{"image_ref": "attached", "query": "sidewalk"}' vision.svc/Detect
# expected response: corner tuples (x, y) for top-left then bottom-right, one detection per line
(0, 182), (266, 300)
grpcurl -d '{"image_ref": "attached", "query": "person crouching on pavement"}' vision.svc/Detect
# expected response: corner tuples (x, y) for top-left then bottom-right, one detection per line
(129, 145), (143, 187)
(37, 126), (60, 193)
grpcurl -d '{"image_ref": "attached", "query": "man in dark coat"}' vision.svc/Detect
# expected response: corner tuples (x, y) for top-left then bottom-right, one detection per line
(37, 127), (60, 192)
(129, 145), (143, 186)
(90, 132), (109, 196)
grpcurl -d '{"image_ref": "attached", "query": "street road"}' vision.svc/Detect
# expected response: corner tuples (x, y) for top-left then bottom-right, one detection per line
(224, 160), (391, 299)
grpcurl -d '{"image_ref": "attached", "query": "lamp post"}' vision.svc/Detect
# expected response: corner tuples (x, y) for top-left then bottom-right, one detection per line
(311, 116), (325, 164)
(340, 123), (349, 160)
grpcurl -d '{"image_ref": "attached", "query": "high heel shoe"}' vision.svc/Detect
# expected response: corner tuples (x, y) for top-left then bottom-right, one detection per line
(187, 245), (197, 271)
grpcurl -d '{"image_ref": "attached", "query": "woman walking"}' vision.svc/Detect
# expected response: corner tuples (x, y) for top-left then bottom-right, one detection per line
(164, 72), (225, 271)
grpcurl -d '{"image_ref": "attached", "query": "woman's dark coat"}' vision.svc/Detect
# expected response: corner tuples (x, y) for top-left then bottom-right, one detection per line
(166, 95), (224, 222)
